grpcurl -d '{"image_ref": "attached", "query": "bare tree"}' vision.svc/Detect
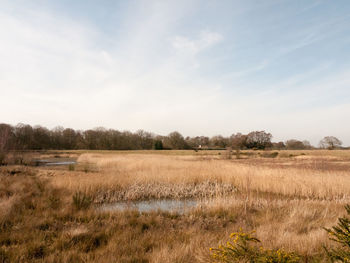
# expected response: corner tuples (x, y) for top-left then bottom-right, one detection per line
(210, 135), (229, 148)
(272, 141), (285, 150)
(285, 139), (311, 150)
(0, 124), (12, 165)
(166, 131), (187, 149)
(230, 133), (247, 150)
(319, 136), (342, 149)
(246, 131), (272, 149)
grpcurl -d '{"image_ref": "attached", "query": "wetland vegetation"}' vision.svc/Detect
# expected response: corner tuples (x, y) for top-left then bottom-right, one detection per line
(1, 149), (350, 262)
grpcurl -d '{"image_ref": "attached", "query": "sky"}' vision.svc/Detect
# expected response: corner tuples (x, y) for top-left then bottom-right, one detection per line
(1, 0), (350, 146)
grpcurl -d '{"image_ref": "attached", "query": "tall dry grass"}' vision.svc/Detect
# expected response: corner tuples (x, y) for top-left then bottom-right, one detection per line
(4, 150), (347, 262)
(49, 152), (350, 201)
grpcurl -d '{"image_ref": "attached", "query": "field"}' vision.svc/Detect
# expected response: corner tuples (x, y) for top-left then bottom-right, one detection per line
(1, 150), (350, 262)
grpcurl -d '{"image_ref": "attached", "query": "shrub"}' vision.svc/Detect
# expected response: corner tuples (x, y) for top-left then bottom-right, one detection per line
(72, 191), (93, 210)
(261, 152), (279, 158)
(325, 205), (350, 262)
(210, 229), (300, 263)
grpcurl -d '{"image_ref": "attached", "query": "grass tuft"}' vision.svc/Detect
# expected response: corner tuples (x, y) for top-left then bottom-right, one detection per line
(72, 191), (93, 210)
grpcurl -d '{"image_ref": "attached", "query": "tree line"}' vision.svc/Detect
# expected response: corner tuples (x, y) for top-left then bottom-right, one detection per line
(0, 123), (344, 153)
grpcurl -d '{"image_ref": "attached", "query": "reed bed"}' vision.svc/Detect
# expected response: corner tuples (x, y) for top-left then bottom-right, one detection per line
(48, 152), (350, 201)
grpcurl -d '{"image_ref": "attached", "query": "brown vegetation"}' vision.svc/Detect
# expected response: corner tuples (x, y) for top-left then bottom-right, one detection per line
(3, 122), (337, 151)
(1, 150), (350, 262)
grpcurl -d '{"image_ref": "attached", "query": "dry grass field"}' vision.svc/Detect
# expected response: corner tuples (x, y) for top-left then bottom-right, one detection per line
(1, 150), (350, 262)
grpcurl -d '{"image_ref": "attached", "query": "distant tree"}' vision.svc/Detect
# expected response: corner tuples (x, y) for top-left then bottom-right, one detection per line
(199, 136), (210, 147)
(185, 136), (210, 149)
(83, 129), (99, 150)
(135, 130), (154, 149)
(272, 141), (285, 150)
(154, 140), (163, 150)
(185, 136), (195, 148)
(62, 128), (77, 149)
(302, 140), (312, 149)
(210, 135), (229, 148)
(75, 130), (85, 149)
(246, 131), (272, 150)
(166, 131), (186, 149)
(51, 126), (64, 149)
(32, 125), (51, 149)
(230, 133), (248, 150)
(0, 124), (13, 165)
(14, 123), (34, 150)
(319, 136), (342, 150)
(286, 139), (306, 150)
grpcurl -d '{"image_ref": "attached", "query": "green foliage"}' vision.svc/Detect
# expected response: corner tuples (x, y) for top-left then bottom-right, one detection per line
(68, 164), (75, 171)
(210, 229), (300, 263)
(72, 191), (93, 210)
(154, 140), (163, 150)
(325, 205), (350, 262)
(245, 131), (272, 150)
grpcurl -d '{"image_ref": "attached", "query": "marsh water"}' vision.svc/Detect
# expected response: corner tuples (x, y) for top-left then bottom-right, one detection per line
(32, 158), (76, 166)
(100, 199), (198, 213)
(44, 161), (76, 166)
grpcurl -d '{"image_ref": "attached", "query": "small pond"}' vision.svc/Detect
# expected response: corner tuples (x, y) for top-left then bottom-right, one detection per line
(32, 158), (76, 166)
(44, 161), (76, 166)
(99, 199), (198, 214)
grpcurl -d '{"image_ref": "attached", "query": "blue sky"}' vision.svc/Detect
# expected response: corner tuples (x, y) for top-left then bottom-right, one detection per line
(1, 0), (350, 146)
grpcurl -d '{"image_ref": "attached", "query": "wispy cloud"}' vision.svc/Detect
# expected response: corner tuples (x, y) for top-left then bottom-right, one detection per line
(172, 30), (223, 54)
(0, 0), (350, 145)
(171, 30), (223, 68)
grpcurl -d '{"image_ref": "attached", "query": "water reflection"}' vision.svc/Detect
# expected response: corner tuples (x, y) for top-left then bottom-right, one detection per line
(100, 199), (197, 213)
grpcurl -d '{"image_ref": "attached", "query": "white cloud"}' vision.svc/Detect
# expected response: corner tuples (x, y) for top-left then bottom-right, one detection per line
(0, 4), (226, 133)
(170, 30), (223, 69)
(0, 1), (349, 146)
(172, 30), (223, 54)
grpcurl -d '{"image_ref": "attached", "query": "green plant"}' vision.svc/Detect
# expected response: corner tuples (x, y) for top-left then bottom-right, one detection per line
(325, 205), (350, 262)
(154, 140), (163, 150)
(210, 229), (300, 263)
(72, 191), (93, 210)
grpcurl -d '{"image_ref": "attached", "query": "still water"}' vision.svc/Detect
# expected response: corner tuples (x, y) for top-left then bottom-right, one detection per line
(100, 199), (197, 213)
